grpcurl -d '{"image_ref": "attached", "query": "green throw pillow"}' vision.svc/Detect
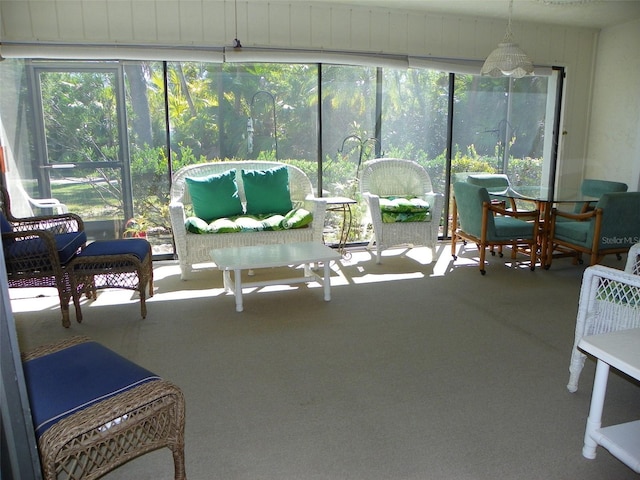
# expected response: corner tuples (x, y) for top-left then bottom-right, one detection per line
(185, 169), (243, 222)
(242, 166), (293, 215)
(283, 208), (313, 229)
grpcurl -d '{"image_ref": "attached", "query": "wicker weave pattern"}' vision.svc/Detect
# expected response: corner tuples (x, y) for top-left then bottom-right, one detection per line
(2, 187), (85, 327)
(625, 242), (640, 275)
(24, 337), (186, 480)
(68, 244), (154, 322)
(359, 158), (444, 264)
(567, 264), (640, 392)
(170, 161), (327, 279)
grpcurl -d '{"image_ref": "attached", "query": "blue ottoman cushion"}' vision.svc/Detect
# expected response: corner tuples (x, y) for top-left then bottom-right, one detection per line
(22, 341), (160, 438)
(78, 239), (150, 261)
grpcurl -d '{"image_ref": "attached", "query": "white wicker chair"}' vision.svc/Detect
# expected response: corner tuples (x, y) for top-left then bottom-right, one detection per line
(567, 264), (640, 392)
(170, 161), (327, 279)
(624, 242), (640, 275)
(359, 158), (444, 264)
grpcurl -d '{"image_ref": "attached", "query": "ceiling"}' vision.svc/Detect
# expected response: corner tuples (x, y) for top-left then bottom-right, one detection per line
(276, 0), (640, 29)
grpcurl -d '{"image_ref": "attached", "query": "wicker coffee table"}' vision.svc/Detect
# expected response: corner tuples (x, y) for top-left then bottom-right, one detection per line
(210, 241), (341, 312)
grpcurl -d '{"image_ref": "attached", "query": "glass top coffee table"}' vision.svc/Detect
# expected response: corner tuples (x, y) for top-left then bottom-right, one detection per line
(210, 241), (341, 312)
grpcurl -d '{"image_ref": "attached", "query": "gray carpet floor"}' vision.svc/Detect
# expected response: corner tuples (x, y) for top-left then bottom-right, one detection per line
(11, 243), (640, 479)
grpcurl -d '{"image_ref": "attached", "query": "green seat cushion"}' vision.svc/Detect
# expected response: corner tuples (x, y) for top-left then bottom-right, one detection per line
(185, 216), (209, 233)
(241, 166), (293, 215)
(379, 197), (430, 223)
(382, 211), (431, 223)
(260, 214), (286, 231)
(379, 196), (430, 214)
(185, 209), (311, 234)
(209, 218), (242, 233)
(185, 169), (243, 222)
(491, 216), (536, 240)
(554, 220), (590, 245)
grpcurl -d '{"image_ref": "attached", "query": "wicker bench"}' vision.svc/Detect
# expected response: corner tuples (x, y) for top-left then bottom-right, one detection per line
(22, 336), (186, 480)
(68, 239), (153, 323)
(170, 161), (327, 280)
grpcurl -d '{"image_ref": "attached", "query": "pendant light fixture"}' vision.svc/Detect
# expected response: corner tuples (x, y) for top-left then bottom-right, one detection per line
(233, 0), (242, 48)
(481, 0), (534, 78)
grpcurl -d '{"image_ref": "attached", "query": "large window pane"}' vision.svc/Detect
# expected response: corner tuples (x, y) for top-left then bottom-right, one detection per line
(381, 67), (449, 235)
(320, 65), (377, 244)
(449, 74), (552, 235)
(1, 57), (562, 256)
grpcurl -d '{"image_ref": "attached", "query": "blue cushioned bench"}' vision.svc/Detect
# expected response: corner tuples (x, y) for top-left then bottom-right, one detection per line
(22, 336), (186, 480)
(68, 238), (153, 323)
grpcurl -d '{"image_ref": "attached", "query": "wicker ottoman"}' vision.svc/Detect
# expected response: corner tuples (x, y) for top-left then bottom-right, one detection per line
(22, 336), (186, 480)
(69, 239), (153, 323)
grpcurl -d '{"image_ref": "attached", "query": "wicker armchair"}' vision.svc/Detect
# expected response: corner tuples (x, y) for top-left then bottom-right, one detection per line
(170, 161), (327, 279)
(22, 336), (186, 480)
(1, 187), (86, 327)
(567, 264), (640, 392)
(359, 158), (444, 264)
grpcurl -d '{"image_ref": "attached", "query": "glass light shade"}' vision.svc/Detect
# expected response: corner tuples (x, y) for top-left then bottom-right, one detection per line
(481, 41), (534, 78)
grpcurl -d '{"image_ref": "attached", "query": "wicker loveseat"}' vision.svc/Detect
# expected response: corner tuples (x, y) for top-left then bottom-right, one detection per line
(170, 161), (327, 279)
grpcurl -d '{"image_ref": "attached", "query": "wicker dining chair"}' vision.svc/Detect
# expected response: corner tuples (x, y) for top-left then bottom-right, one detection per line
(567, 264), (640, 392)
(1, 186), (86, 327)
(359, 158), (444, 264)
(22, 336), (187, 480)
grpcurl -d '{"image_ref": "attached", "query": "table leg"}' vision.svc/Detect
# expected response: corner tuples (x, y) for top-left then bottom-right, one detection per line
(583, 359), (610, 459)
(233, 268), (243, 312)
(323, 261), (332, 301)
(222, 270), (231, 292)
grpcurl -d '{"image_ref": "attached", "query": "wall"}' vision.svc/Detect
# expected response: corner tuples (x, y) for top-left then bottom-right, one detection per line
(586, 18), (640, 191)
(0, 0), (607, 194)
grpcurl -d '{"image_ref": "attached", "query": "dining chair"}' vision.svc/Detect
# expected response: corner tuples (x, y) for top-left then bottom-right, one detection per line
(1, 187), (86, 327)
(547, 191), (640, 268)
(451, 181), (539, 274)
(567, 264), (640, 392)
(359, 158), (444, 263)
(466, 173), (516, 209)
(573, 179), (628, 214)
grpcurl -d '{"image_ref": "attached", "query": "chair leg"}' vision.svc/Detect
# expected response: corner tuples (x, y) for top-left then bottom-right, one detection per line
(55, 278), (72, 328)
(479, 245), (487, 275)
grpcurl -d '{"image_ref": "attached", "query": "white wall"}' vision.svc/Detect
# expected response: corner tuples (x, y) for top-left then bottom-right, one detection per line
(586, 18), (640, 191)
(0, 0), (616, 193)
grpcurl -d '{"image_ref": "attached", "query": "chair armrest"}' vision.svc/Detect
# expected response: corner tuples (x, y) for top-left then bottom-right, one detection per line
(169, 201), (186, 226)
(489, 202), (539, 220)
(362, 192), (380, 210)
(303, 196), (328, 242)
(10, 212), (84, 235)
(551, 207), (597, 222)
(3, 230), (62, 273)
